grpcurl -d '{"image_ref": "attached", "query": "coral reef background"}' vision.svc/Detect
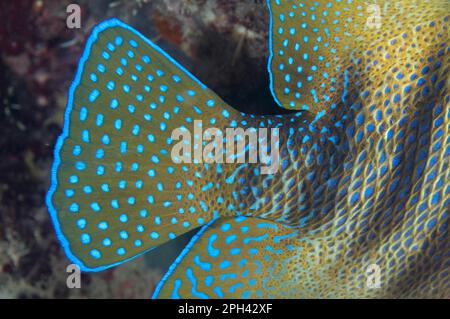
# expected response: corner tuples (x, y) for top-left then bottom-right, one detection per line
(0, 0), (282, 298)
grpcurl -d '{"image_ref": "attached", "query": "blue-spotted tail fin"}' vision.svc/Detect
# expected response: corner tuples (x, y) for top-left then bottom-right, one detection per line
(46, 19), (241, 271)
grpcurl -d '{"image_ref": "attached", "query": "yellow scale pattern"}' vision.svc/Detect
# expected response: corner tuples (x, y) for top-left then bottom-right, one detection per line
(47, 0), (449, 298)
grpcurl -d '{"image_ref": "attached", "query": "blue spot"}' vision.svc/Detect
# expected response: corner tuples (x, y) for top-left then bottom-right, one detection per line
(207, 234), (220, 257)
(350, 192), (360, 205)
(90, 250), (101, 259)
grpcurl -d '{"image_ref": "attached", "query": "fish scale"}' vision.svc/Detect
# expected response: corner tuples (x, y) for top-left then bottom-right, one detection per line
(47, 0), (449, 298)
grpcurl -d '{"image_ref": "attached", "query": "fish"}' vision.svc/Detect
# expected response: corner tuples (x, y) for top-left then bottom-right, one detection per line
(46, 0), (450, 298)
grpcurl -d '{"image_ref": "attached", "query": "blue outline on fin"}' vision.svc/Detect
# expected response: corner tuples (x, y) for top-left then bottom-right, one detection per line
(46, 18), (216, 272)
(151, 218), (219, 299)
(266, 0), (284, 108)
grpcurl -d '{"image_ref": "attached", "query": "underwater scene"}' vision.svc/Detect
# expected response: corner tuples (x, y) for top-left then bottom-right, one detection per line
(0, 0), (449, 299)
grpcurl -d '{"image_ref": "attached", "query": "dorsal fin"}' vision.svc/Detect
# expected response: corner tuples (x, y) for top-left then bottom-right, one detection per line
(267, 0), (448, 116)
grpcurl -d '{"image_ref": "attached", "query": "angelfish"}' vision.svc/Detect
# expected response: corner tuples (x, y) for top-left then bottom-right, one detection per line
(47, 0), (450, 298)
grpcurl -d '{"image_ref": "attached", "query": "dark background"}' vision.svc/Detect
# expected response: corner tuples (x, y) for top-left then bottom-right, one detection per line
(0, 0), (286, 298)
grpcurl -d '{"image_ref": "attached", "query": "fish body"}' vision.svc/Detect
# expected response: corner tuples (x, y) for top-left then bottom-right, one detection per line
(47, 0), (450, 298)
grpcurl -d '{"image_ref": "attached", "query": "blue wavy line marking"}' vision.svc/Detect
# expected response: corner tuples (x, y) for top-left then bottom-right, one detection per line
(151, 218), (219, 299)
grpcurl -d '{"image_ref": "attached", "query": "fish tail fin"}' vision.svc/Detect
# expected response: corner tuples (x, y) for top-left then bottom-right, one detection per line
(152, 217), (302, 299)
(47, 18), (243, 271)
